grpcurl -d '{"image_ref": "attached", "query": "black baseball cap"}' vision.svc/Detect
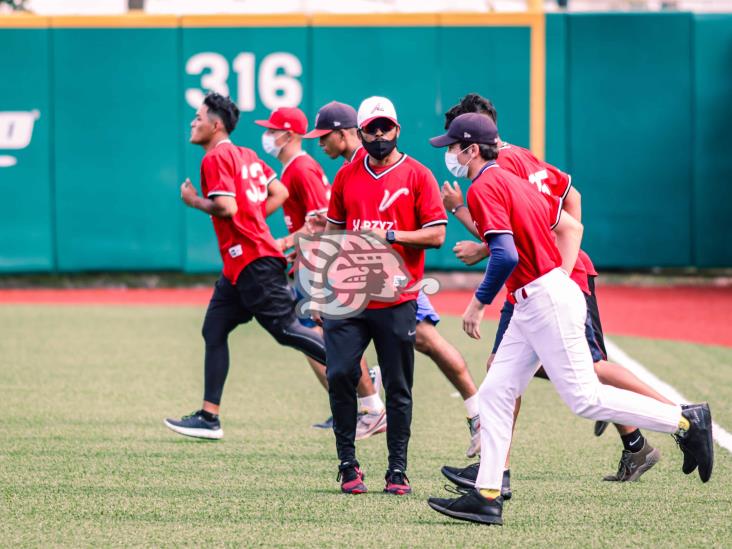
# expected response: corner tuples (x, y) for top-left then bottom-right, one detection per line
(303, 101), (357, 138)
(429, 112), (498, 147)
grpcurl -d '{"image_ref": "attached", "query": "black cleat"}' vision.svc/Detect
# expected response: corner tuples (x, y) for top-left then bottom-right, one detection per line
(312, 416), (334, 429)
(441, 463), (512, 500)
(594, 421), (609, 437)
(428, 487), (503, 525)
(674, 403), (714, 483)
(163, 410), (223, 440)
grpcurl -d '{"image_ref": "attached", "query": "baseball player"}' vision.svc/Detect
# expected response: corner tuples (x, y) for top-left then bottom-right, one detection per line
(319, 96), (448, 495)
(164, 93), (330, 440)
(439, 94), (678, 491)
(427, 113), (713, 525)
(255, 107), (387, 437)
(305, 100), (482, 457)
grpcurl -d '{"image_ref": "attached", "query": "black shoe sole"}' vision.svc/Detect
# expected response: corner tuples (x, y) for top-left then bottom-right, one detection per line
(441, 466), (476, 489)
(695, 406), (714, 483)
(428, 500), (503, 525)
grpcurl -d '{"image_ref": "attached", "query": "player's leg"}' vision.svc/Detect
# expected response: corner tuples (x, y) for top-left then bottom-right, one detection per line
(163, 275), (248, 440)
(414, 292), (480, 456)
(323, 313), (371, 494)
(429, 321), (540, 524)
(355, 353), (388, 441)
(525, 270), (713, 482)
(368, 301), (417, 495)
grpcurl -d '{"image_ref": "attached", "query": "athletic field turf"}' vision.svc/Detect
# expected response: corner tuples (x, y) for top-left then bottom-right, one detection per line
(2, 304), (731, 547)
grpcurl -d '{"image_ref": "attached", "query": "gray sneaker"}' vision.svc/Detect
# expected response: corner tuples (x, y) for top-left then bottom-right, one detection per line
(466, 414), (480, 458)
(603, 442), (661, 482)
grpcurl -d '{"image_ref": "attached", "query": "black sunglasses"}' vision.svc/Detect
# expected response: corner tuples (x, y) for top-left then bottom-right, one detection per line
(361, 118), (396, 135)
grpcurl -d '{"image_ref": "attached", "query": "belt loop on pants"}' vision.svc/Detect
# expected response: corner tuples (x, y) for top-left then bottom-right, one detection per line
(508, 287), (529, 305)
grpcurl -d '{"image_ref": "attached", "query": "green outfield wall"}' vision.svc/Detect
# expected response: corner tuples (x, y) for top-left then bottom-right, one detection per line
(1, 13), (730, 273)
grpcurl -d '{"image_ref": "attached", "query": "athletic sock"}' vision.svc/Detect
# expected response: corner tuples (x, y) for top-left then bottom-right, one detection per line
(620, 429), (645, 452)
(358, 393), (385, 413)
(200, 410), (218, 422)
(464, 393), (479, 419)
(479, 488), (501, 500)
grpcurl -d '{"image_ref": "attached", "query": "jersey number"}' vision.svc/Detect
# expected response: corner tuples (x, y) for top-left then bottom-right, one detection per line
(528, 169), (551, 195)
(244, 163), (268, 204)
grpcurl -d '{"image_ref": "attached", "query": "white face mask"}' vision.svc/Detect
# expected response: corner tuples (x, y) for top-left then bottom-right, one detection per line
(262, 132), (286, 157)
(444, 146), (473, 178)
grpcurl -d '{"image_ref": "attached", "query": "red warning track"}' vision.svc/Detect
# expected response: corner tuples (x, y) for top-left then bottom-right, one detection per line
(0, 285), (730, 348)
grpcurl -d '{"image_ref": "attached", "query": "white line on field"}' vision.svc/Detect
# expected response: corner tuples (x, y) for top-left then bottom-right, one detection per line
(605, 337), (732, 454)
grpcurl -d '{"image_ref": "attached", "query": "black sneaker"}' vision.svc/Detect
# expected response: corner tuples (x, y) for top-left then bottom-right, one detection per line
(594, 421), (609, 437)
(441, 463), (512, 500)
(428, 487), (503, 525)
(674, 403), (714, 483)
(602, 442), (661, 482)
(163, 410), (223, 440)
(312, 416), (334, 429)
(337, 461), (367, 494)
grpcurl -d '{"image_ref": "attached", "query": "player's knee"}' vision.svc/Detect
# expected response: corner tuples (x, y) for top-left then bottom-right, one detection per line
(414, 328), (432, 355)
(485, 353), (496, 371)
(567, 391), (599, 417)
(202, 317), (231, 346)
(326, 364), (357, 388)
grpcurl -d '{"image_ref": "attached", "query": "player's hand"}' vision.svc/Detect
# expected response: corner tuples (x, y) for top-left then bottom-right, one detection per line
(453, 240), (489, 266)
(311, 310), (323, 326)
(307, 212), (327, 234)
(284, 249), (297, 264)
(441, 180), (464, 211)
(180, 178), (198, 206)
(462, 295), (484, 340)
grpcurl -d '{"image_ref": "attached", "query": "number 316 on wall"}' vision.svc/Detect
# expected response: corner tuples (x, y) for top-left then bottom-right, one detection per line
(185, 52), (302, 111)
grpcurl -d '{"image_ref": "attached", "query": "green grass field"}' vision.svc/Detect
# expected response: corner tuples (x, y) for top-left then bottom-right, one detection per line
(1, 305), (731, 547)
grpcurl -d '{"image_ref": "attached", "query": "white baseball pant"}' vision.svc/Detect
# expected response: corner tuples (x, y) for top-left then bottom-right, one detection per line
(475, 268), (682, 490)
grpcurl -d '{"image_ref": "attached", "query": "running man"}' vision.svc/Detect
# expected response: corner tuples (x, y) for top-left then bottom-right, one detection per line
(255, 106), (386, 438)
(164, 93), (329, 440)
(305, 100), (481, 457)
(427, 113), (713, 525)
(319, 96), (447, 494)
(439, 94), (677, 490)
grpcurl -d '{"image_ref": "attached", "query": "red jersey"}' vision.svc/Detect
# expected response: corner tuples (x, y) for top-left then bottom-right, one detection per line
(467, 164), (562, 293)
(342, 146), (367, 167)
(199, 140), (284, 283)
(497, 143), (591, 294)
(280, 152), (330, 233)
(327, 153), (447, 309)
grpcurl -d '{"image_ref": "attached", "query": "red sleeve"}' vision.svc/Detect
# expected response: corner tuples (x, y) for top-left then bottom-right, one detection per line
(326, 169), (346, 225)
(261, 160), (277, 185)
(467, 181), (512, 241)
(545, 194), (563, 229)
(297, 166), (330, 215)
(202, 153), (236, 197)
(414, 168), (448, 228)
(543, 161), (572, 199)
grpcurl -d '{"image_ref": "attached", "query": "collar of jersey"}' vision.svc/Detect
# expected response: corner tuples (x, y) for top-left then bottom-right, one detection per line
(363, 152), (408, 180)
(472, 161), (498, 182)
(348, 146), (363, 163)
(498, 142), (511, 150)
(215, 139), (232, 147)
(282, 151), (308, 176)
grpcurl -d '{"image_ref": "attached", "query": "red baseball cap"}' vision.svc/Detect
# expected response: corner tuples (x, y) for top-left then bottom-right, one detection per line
(254, 107), (308, 135)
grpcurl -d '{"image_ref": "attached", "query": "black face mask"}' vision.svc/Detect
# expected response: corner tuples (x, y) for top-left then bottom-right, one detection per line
(361, 136), (397, 160)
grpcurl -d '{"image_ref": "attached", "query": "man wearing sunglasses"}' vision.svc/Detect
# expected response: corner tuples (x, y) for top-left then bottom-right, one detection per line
(306, 100), (482, 459)
(319, 96), (448, 495)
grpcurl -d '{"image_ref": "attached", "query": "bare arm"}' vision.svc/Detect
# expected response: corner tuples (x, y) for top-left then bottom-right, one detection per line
(441, 181), (480, 238)
(553, 211), (583, 274)
(181, 179), (237, 218)
(562, 186), (582, 223)
(265, 178), (289, 217)
(371, 225), (446, 249)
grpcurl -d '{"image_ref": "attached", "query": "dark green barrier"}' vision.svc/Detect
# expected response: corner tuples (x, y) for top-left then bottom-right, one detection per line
(0, 27), (53, 272)
(181, 23), (308, 273)
(52, 26), (182, 271)
(564, 13), (693, 268)
(693, 14), (732, 268)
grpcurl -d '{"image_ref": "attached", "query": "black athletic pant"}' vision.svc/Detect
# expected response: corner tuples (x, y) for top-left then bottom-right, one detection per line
(323, 300), (417, 472)
(202, 256), (327, 405)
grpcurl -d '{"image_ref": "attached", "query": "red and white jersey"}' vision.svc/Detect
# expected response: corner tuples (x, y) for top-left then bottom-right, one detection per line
(342, 146), (367, 167)
(467, 163), (562, 293)
(280, 152), (330, 233)
(497, 143), (592, 294)
(200, 140), (284, 283)
(327, 153), (448, 309)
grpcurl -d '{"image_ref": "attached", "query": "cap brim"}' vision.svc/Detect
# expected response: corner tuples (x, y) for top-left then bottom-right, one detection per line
(359, 115), (399, 129)
(254, 120), (283, 130)
(429, 133), (459, 147)
(303, 128), (333, 139)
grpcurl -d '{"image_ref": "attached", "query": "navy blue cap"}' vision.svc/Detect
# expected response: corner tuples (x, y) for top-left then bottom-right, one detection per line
(429, 113), (499, 147)
(303, 101), (357, 138)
